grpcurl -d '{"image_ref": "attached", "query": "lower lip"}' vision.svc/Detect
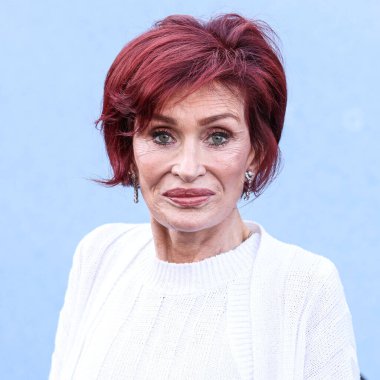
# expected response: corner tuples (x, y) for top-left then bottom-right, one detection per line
(166, 196), (212, 207)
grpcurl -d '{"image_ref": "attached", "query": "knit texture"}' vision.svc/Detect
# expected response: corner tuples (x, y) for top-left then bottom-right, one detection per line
(49, 222), (360, 379)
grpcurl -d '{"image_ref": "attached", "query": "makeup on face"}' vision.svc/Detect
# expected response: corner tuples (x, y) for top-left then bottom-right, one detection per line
(133, 83), (254, 233)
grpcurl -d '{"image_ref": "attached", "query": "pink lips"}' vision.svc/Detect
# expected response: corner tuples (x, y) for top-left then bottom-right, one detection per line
(163, 188), (215, 207)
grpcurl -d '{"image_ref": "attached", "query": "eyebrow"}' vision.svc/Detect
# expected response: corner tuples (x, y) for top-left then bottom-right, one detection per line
(151, 112), (240, 126)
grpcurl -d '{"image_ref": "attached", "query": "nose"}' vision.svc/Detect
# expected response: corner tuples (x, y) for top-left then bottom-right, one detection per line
(171, 140), (206, 182)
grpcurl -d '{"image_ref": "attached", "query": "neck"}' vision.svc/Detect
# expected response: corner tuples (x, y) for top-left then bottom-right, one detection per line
(150, 209), (251, 263)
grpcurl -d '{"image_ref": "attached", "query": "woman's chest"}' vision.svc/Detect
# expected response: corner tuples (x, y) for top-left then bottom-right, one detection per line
(70, 283), (242, 379)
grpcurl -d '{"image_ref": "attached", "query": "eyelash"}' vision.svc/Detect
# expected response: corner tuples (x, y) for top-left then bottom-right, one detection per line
(151, 128), (231, 147)
(205, 130), (230, 147)
(151, 128), (175, 145)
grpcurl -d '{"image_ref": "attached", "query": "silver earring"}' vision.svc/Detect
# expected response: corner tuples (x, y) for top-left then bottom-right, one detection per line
(244, 170), (254, 201)
(131, 172), (139, 203)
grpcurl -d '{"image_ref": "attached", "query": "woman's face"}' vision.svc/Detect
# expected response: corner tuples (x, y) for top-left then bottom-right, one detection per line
(133, 83), (255, 233)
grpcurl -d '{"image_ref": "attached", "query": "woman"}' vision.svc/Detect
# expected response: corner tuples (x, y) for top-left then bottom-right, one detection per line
(50, 14), (359, 379)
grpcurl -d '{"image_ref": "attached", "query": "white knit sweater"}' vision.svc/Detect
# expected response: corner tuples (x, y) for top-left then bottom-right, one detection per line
(49, 222), (359, 379)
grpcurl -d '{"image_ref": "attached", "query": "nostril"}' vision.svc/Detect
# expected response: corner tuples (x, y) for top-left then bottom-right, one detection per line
(171, 161), (206, 182)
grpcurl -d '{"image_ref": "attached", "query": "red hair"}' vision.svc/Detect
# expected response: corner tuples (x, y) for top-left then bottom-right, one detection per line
(96, 13), (287, 196)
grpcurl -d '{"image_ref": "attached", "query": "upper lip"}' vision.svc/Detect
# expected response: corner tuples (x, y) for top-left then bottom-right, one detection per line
(163, 188), (216, 197)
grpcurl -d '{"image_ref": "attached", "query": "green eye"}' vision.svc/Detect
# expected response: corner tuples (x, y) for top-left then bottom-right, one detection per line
(209, 132), (229, 146)
(152, 131), (173, 145)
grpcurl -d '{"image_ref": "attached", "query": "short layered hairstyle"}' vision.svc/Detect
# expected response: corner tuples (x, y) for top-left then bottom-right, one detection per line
(96, 13), (287, 196)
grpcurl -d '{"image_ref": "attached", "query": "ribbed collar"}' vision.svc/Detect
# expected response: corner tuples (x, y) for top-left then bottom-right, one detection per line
(139, 230), (260, 295)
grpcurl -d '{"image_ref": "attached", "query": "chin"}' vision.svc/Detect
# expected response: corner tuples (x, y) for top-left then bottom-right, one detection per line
(148, 196), (240, 233)
(153, 210), (222, 233)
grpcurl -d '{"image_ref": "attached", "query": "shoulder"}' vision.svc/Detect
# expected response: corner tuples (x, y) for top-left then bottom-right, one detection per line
(252, 221), (337, 273)
(78, 222), (150, 246)
(72, 223), (152, 280)
(248, 221), (342, 302)
(247, 222), (358, 377)
(249, 222), (351, 336)
(63, 223), (152, 311)
(77, 222), (151, 256)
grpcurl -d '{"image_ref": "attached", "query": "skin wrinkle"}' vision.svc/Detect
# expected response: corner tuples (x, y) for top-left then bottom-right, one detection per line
(133, 83), (255, 263)
(151, 112), (242, 126)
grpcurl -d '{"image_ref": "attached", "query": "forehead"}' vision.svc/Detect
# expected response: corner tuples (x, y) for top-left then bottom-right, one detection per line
(159, 83), (245, 118)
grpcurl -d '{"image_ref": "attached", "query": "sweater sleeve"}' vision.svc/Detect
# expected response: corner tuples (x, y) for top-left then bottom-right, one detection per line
(303, 260), (360, 380)
(49, 236), (85, 379)
(49, 223), (135, 379)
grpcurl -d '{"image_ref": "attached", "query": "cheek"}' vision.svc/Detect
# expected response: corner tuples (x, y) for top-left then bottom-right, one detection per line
(212, 144), (251, 173)
(133, 139), (157, 162)
(133, 140), (170, 195)
(133, 140), (160, 174)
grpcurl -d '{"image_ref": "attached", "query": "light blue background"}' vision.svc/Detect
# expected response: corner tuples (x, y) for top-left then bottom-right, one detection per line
(1, 0), (379, 379)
